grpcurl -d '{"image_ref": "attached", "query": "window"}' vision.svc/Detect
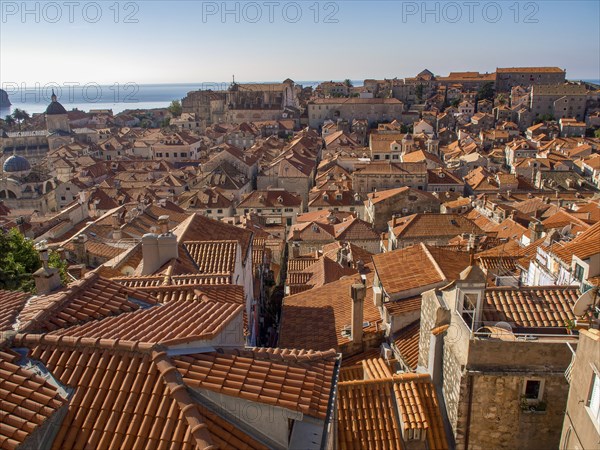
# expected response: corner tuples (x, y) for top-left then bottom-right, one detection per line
(217, 209), (223, 214)
(574, 263), (585, 281)
(588, 372), (600, 427)
(460, 292), (478, 329)
(522, 379), (544, 404)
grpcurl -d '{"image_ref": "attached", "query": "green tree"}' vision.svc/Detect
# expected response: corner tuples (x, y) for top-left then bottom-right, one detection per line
(0, 228), (41, 292)
(48, 250), (69, 285)
(594, 129), (600, 139)
(4, 115), (16, 128)
(343, 79), (353, 88)
(0, 229), (68, 292)
(477, 82), (495, 102)
(168, 100), (182, 117)
(12, 108), (30, 129)
(415, 84), (425, 102)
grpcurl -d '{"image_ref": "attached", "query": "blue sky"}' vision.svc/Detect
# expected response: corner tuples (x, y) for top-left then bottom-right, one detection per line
(1, 1), (599, 84)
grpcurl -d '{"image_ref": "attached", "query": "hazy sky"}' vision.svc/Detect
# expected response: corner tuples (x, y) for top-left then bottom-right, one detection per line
(1, 1), (599, 85)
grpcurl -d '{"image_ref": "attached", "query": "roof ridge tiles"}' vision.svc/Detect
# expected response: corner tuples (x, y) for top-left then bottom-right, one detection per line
(151, 350), (217, 449)
(421, 243), (448, 281)
(13, 333), (160, 355)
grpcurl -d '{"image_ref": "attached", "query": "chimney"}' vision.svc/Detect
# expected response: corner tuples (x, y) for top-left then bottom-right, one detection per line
(33, 243), (62, 295)
(292, 228), (300, 241)
(141, 216), (178, 275)
(74, 234), (88, 265)
(158, 215), (169, 234)
(529, 221), (543, 242)
(350, 283), (366, 345)
(111, 213), (122, 240)
(291, 244), (300, 259)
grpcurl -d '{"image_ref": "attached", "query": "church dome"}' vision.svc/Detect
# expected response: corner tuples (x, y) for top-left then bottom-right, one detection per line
(3, 154), (31, 174)
(45, 90), (68, 115)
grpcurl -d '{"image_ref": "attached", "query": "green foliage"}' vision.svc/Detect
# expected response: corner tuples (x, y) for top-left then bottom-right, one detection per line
(415, 84), (425, 102)
(168, 100), (182, 117)
(48, 250), (70, 285)
(11, 108), (30, 129)
(0, 229), (71, 292)
(477, 82), (495, 102)
(343, 79), (353, 88)
(594, 128), (600, 139)
(0, 229), (41, 292)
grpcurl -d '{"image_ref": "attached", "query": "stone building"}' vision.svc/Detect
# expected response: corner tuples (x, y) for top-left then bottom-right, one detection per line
(495, 67), (566, 92)
(308, 98), (403, 128)
(181, 79), (300, 125)
(530, 84), (587, 121)
(364, 186), (441, 232)
(560, 328), (600, 450)
(419, 266), (578, 450)
(351, 161), (428, 194)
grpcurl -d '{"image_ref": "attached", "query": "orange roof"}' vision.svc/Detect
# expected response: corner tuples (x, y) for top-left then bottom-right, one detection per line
(279, 272), (383, 351)
(389, 213), (483, 239)
(338, 373), (449, 450)
(174, 347), (338, 420)
(11, 334), (262, 450)
(0, 290), (29, 332)
(373, 244), (470, 296)
(0, 349), (67, 450)
(52, 299), (242, 345)
(392, 320), (421, 370)
(549, 222), (600, 263)
(184, 240), (238, 274)
(16, 273), (158, 333)
(482, 287), (579, 328)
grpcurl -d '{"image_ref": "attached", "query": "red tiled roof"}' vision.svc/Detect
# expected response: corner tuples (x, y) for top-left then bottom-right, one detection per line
(392, 321), (420, 370)
(482, 287), (579, 329)
(0, 290), (29, 332)
(338, 373), (449, 450)
(279, 272), (383, 351)
(52, 300), (242, 345)
(17, 273), (158, 333)
(0, 349), (66, 450)
(184, 241), (237, 274)
(11, 334), (256, 450)
(373, 244), (470, 297)
(174, 347), (337, 420)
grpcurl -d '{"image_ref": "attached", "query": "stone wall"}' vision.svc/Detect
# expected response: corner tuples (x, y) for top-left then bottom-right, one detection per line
(465, 373), (569, 450)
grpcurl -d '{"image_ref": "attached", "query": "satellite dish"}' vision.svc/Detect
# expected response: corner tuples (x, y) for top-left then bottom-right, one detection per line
(493, 321), (513, 332)
(573, 289), (598, 317)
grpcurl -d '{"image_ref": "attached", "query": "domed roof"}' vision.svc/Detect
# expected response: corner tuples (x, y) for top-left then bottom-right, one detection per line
(45, 90), (67, 115)
(3, 154), (31, 173)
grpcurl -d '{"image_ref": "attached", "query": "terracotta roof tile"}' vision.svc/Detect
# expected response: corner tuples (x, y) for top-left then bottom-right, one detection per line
(373, 244), (470, 297)
(174, 348), (337, 420)
(9, 335), (269, 449)
(0, 350), (66, 450)
(0, 290), (29, 332)
(390, 213), (483, 240)
(482, 287), (579, 329)
(53, 300), (242, 345)
(17, 273), (158, 333)
(184, 241), (238, 274)
(338, 373), (448, 450)
(392, 321), (420, 370)
(279, 273), (383, 352)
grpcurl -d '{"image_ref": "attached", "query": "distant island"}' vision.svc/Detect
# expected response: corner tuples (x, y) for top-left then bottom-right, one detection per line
(0, 88), (11, 107)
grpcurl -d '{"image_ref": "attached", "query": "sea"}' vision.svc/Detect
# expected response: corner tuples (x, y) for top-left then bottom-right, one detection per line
(0, 80), (356, 117)
(1, 79), (598, 118)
